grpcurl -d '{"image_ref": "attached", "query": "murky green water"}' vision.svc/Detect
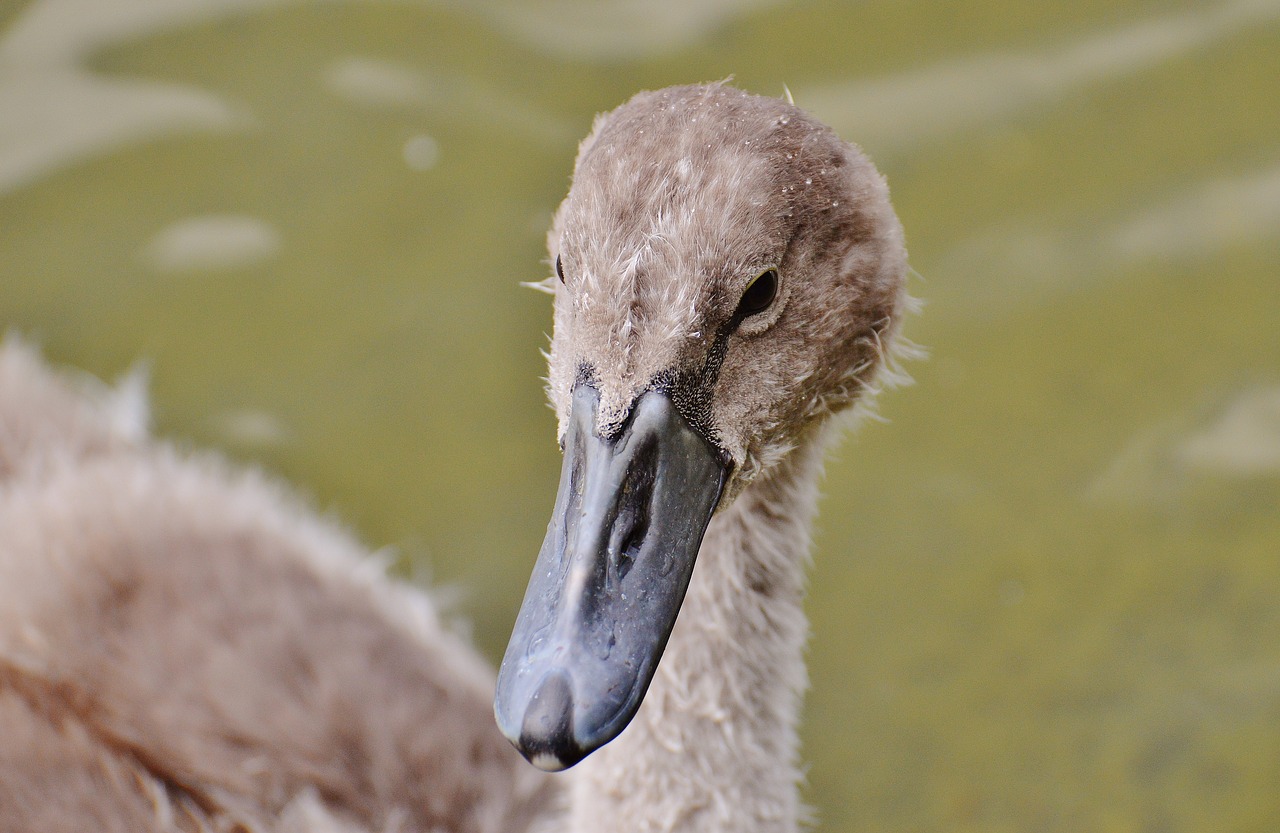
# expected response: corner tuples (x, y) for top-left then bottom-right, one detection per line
(3, 1), (1279, 830)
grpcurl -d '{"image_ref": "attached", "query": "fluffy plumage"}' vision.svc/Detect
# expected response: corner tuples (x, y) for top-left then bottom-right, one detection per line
(546, 84), (907, 493)
(0, 81), (909, 833)
(0, 337), (555, 833)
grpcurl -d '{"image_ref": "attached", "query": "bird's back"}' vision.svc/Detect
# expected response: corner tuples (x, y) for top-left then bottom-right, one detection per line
(0, 339), (555, 833)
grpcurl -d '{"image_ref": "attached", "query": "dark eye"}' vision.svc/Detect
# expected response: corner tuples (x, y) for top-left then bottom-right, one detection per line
(556, 254), (565, 284)
(735, 268), (778, 318)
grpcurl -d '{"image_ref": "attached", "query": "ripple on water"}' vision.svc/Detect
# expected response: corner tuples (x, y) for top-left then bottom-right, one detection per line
(473, 0), (785, 62)
(209, 408), (292, 449)
(0, 0), (283, 195)
(320, 56), (572, 147)
(1177, 387), (1280, 476)
(1090, 384), (1280, 504)
(141, 214), (280, 274)
(798, 0), (1280, 152)
(934, 164), (1280, 317)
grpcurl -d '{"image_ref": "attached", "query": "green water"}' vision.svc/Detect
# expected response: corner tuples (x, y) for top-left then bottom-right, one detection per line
(3, 1), (1278, 830)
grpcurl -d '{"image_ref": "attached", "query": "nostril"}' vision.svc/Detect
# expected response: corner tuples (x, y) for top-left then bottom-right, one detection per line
(612, 445), (655, 583)
(616, 514), (647, 581)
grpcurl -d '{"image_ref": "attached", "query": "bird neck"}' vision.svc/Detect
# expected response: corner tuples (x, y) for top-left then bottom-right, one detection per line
(566, 430), (829, 833)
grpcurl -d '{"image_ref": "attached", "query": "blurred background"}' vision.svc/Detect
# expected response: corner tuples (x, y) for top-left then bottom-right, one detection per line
(2, 0), (1278, 829)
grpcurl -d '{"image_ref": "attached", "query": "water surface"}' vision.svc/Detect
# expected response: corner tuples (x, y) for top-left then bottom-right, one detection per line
(3, 1), (1278, 830)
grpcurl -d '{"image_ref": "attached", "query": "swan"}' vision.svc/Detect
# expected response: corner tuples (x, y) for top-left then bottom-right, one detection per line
(0, 82), (909, 833)
(495, 82), (910, 832)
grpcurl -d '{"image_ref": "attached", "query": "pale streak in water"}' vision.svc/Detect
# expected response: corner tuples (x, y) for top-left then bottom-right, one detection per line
(1110, 166), (1280, 261)
(141, 214), (281, 274)
(467, 0), (785, 62)
(321, 56), (574, 147)
(934, 163), (1280, 316)
(1177, 388), (1280, 476)
(0, 0), (284, 195)
(0, 0), (607, 196)
(209, 408), (294, 449)
(798, 0), (1280, 153)
(1089, 384), (1280, 504)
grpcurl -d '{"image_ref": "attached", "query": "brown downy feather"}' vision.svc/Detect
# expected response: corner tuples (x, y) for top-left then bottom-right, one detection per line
(0, 338), (556, 833)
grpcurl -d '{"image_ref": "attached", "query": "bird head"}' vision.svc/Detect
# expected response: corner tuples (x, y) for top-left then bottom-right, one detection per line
(496, 83), (908, 771)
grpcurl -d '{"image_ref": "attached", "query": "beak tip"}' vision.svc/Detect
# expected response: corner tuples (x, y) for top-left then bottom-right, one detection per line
(527, 750), (580, 772)
(506, 670), (589, 772)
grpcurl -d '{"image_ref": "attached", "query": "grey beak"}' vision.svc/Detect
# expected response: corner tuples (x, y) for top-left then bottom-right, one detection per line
(494, 384), (728, 771)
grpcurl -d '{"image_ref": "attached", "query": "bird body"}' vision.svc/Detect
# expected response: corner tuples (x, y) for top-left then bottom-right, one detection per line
(0, 339), (555, 832)
(0, 83), (910, 833)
